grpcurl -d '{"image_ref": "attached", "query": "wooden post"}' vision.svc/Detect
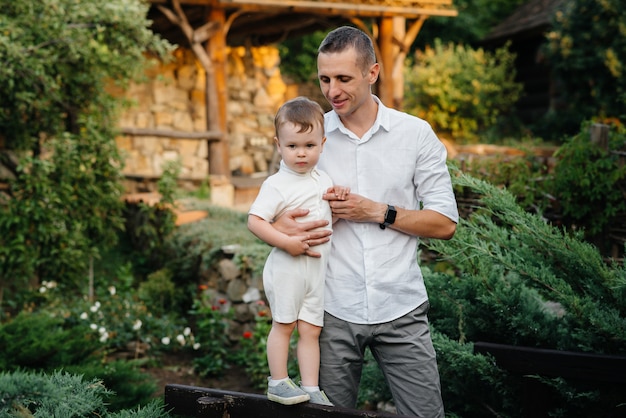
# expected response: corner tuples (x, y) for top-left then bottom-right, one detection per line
(377, 17), (394, 108)
(207, 1), (230, 181)
(590, 123), (610, 150)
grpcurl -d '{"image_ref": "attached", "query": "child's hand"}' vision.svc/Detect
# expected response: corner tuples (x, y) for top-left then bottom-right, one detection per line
(283, 235), (312, 257)
(327, 185), (350, 200)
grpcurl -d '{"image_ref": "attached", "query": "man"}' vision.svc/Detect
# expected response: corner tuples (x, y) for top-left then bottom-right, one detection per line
(273, 26), (458, 417)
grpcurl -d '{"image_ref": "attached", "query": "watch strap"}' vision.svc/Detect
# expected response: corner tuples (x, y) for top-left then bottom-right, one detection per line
(379, 205), (396, 230)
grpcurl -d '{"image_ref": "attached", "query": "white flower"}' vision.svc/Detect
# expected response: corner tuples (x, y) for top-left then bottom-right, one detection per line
(132, 319), (142, 331)
(98, 326), (106, 334)
(39, 287), (46, 293)
(90, 301), (101, 312)
(80, 312), (88, 320)
(176, 334), (185, 345)
(90, 323), (98, 330)
(193, 343), (201, 350)
(183, 327), (191, 336)
(45, 281), (57, 289)
(99, 332), (109, 343)
(161, 337), (170, 345)
(108, 286), (116, 296)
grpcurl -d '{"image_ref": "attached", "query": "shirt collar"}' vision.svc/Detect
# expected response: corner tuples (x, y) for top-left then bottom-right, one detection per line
(279, 160), (319, 177)
(325, 95), (391, 140)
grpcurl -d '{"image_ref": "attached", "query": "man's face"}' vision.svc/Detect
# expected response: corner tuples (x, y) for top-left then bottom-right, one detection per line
(317, 47), (378, 119)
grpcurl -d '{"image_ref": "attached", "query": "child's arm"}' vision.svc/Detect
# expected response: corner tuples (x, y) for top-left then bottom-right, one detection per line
(248, 214), (310, 256)
(326, 185), (351, 223)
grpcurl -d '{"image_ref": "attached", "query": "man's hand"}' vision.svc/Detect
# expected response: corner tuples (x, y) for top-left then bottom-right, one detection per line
(272, 209), (331, 257)
(323, 191), (385, 223)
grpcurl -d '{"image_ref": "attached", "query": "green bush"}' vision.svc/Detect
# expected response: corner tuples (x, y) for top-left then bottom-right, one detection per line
(425, 169), (626, 416)
(404, 39), (522, 142)
(0, 310), (158, 412)
(550, 122), (626, 238)
(0, 370), (168, 417)
(0, 311), (100, 371)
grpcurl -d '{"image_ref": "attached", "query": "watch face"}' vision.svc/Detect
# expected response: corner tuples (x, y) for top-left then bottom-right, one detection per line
(380, 205), (396, 229)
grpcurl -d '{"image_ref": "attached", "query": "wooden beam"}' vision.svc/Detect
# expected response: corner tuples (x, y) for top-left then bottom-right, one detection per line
(165, 385), (417, 418)
(474, 341), (626, 383)
(220, 1), (458, 17)
(119, 127), (223, 140)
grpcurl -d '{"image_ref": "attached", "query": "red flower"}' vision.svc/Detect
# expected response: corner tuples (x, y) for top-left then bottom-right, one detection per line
(218, 298), (227, 305)
(198, 284), (208, 291)
(211, 305), (219, 311)
(258, 310), (267, 317)
(242, 331), (253, 339)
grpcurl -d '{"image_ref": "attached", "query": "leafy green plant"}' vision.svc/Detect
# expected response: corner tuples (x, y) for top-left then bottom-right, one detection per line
(190, 295), (234, 377)
(123, 160), (180, 277)
(405, 39), (523, 142)
(233, 301), (299, 389)
(234, 307), (273, 389)
(138, 269), (178, 317)
(0, 0), (173, 314)
(550, 122), (626, 237)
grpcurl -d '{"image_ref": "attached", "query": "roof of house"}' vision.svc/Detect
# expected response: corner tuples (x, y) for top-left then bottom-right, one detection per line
(149, 0), (457, 46)
(483, 0), (564, 42)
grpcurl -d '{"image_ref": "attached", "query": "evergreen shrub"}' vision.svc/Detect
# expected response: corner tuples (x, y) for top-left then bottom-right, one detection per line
(425, 169), (626, 416)
(0, 370), (168, 417)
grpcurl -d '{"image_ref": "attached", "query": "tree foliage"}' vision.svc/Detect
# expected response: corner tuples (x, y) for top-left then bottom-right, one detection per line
(404, 40), (523, 141)
(0, 0), (173, 309)
(545, 0), (626, 126)
(417, 0), (527, 47)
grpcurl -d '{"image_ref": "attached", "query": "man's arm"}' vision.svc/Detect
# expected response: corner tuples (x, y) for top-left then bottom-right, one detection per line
(323, 192), (456, 239)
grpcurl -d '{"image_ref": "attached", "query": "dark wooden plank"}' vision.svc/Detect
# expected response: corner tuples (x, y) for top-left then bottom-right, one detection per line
(474, 341), (626, 383)
(165, 384), (415, 418)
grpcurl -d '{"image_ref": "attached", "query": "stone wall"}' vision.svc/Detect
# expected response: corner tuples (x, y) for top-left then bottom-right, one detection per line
(116, 46), (294, 197)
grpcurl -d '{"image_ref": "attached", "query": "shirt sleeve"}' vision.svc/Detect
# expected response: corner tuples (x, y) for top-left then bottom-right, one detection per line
(248, 181), (285, 222)
(414, 125), (460, 223)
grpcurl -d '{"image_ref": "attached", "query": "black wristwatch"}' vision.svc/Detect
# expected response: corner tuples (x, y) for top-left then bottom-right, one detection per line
(379, 205), (397, 230)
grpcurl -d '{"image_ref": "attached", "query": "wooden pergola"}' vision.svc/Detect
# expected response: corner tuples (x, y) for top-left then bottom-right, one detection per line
(147, 0), (457, 181)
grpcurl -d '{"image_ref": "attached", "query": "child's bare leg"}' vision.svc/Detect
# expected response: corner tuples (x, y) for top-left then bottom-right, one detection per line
(296, 320), (322, 386)
(267, 320), (296, 379)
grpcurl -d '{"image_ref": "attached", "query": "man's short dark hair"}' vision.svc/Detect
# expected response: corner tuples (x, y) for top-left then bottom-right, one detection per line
(318, 26), (376, 74)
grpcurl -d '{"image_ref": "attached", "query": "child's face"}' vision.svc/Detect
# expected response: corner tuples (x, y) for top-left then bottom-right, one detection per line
(275, 121), (326, 174)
